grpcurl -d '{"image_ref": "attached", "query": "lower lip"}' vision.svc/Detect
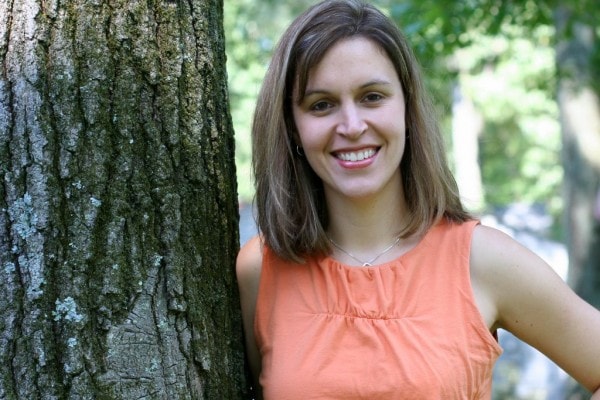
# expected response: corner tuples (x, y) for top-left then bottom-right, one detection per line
(336, 153), (377, 169)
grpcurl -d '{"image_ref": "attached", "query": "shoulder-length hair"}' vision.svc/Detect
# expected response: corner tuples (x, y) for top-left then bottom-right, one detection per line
(252, 0), (471, 262)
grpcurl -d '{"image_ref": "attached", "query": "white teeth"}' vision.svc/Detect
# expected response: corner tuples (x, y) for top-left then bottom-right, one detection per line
(337, 148), (376, 162)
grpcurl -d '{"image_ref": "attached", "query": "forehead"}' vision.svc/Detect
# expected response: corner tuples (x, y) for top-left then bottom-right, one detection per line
(314, 38), (390, 75)
(296, 37), (397, 94)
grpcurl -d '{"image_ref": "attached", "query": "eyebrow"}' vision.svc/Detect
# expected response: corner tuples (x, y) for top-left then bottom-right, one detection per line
(302, 79), (393, 99)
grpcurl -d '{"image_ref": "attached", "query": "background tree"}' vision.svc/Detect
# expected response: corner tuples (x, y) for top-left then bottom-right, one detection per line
(555, 1), (600, 310)
(0, 0), (246, 398)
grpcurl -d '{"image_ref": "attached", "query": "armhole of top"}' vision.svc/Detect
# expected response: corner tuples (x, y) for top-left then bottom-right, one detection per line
(464, 220), (503, 353)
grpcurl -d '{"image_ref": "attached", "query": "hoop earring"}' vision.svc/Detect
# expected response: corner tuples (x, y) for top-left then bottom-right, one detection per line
(296, 145), (305, 157)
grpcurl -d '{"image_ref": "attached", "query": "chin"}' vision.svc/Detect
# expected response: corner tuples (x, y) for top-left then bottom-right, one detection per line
(336, 186), (382, 200)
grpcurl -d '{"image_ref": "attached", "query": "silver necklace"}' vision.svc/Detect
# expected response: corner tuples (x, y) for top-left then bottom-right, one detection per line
(328, 235), (401, 266)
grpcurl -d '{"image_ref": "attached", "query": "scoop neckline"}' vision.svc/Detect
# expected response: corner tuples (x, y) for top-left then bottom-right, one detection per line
(322, 222), (440, 270)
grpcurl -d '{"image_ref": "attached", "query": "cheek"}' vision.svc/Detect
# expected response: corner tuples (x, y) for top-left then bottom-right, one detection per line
(297, 129), (330, 174)
(299, 133), (325, 167)
(297, 121), (327, 151)
(292, 110), (312, 146)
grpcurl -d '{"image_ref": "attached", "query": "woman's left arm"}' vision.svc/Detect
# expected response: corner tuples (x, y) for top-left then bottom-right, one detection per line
(471, 225), (600, 394)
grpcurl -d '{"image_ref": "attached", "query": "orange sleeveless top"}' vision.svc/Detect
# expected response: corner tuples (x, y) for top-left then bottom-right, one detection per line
(255, 219), (502, 399)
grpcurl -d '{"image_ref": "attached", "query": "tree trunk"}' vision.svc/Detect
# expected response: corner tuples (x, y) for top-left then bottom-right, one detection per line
(0, 0), (247, 398)
(555, 4), (600, 310)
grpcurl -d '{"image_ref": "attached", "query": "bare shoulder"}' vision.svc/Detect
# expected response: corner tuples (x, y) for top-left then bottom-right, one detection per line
(470, 224), (570, 311)
(470, 224), (525, 272)
(470, 223), (570, 319)
(471, 224), (600, 392)
(236, 235), (263, 286)
(469, 224), (556, 292)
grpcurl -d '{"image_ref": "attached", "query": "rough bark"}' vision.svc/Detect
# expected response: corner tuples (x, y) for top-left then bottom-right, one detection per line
(0, 0), (247, 398)
(555, 4), (600, 310)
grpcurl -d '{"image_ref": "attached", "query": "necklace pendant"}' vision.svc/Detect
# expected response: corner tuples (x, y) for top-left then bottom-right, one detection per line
(328, 235), (401, 267)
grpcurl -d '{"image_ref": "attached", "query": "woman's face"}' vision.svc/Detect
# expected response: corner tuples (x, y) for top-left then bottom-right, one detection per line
(292, 36), (406, 202)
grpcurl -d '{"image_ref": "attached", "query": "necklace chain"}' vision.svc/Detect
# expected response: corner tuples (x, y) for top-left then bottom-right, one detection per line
(328, 235), (401, 267)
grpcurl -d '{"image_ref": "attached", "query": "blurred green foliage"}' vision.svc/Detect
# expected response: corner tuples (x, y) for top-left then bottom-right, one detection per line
(224, 0), (316, 201)
(465, 26), (563, 219)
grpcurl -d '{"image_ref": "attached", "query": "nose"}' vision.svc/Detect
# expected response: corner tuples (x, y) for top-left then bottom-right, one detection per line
(336, 103), (367, 138)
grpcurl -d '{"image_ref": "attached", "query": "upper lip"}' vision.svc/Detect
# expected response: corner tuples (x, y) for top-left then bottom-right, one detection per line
(331, 145), (380, 154)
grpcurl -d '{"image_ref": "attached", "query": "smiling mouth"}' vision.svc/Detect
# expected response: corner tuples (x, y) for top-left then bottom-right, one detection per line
(334, 148), (379, 162)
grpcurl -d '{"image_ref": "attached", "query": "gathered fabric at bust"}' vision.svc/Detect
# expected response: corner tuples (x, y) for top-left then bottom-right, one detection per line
(255, 219), (503, 399)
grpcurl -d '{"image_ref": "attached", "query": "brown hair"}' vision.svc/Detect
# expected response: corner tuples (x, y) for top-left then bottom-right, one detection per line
(252, 0), (470, 262)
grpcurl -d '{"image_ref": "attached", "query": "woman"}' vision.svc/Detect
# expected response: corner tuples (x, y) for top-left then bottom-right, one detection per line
(237, 0), (600, 398)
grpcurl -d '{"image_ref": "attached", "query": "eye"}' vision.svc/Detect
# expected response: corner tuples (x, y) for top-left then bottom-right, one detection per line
(310, 100), (333, 113)
(363, 93), (384, 103)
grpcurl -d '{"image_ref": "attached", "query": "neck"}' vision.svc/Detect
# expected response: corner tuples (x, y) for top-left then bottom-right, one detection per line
(325, 185), (408, 254)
